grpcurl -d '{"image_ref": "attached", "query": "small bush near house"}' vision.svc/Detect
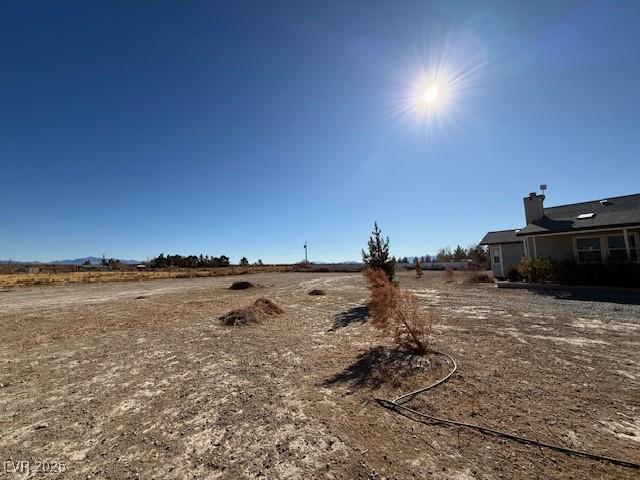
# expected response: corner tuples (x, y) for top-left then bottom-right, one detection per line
(506, 265), (523, 282)
(553, 259), (640, 287)
(517, 258), (553, 283)
(466, 271), (494, 283)
(364, 268), (434, 353)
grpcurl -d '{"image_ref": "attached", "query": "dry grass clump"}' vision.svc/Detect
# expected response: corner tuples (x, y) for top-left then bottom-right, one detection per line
(364, 268), (434, 354)
(229, 281), (255, 290)
(308, 289), (326, 296)
(219, 298), (284, 326)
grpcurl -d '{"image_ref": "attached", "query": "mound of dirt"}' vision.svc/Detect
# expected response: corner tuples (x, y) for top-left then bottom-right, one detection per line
(229, 281), (255, 290)
(220, 298), (284, 326)
(308, 289), (326, 296)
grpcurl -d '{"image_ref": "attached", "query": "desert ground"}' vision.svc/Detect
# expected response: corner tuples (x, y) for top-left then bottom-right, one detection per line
(1, 271), (639, 479)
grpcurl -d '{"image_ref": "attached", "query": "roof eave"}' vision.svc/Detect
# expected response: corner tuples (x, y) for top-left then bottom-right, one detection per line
(516, 221), (640, 237)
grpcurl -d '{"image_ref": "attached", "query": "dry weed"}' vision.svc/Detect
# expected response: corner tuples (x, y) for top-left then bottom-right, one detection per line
(219, 298), (284, 326)
(364, 268), (434, 353)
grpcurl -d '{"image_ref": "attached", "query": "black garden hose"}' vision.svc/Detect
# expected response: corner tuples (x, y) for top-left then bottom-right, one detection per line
(375, 351), (640, 470)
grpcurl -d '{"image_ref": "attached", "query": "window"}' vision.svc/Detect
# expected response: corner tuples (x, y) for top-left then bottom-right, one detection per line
(491, 247), (501, 264)
(607, 236), (627, 261)
(575, 237), (602, 263)
(607, 234), (638, 262)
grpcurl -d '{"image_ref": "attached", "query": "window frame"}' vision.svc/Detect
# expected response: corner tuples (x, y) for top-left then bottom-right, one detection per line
(573, 232), (640, 263)
(491, 246), (501, 265)
(573, 236), (603, 263)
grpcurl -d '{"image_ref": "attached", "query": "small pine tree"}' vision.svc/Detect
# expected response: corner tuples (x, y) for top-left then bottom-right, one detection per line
(453, 245), (467, 261)
(239, 257), (249, 266)
(362, 222), (396, 280)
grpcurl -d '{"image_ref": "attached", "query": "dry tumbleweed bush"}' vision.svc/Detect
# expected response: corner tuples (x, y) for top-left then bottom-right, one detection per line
(219, 298), (284, 326)
(364, 268), (434, 353)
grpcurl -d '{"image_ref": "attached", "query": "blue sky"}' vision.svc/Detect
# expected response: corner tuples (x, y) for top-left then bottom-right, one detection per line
(2, 0), (639, 263)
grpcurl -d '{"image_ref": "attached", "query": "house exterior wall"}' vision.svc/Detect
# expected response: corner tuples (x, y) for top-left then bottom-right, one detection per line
(525, 227), (640, 262)
(502, 243), (525, 275)
(490, 242), (525, 279)
(533, 235), (574, 261)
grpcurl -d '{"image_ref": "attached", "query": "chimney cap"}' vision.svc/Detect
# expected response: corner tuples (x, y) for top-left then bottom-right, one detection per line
(529, 192), (537, 198)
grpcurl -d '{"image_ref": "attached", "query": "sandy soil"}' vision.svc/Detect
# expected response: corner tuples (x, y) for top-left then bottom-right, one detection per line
(1, 271), (639, 479)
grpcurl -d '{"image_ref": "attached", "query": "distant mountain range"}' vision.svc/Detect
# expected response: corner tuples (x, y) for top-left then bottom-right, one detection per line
(0, 257), (141, 266)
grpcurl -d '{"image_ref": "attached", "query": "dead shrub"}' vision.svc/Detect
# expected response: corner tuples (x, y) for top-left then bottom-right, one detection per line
(219, 297), (283, 326)
(364, 268), (434, 353)
(229, 281), (255, 290)
(252, 297), (284, 315)
(444, 266), (455, 282)
(465, 271), (494, 284)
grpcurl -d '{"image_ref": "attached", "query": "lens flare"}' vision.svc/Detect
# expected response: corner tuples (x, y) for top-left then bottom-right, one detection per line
(383, 27), (491, 138)
(422, 85), (440, 105)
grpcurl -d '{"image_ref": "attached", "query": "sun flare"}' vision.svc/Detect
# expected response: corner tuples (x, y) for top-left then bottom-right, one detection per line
(385, 30), (490, 136)
(422, 85), (440, 105)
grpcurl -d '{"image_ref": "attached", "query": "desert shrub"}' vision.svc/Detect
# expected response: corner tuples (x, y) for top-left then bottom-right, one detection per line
(517, 258), (553, 283)
(506, 265), (523, 282)
(364, 268), (433, 353)
(553, 259), (640, 287)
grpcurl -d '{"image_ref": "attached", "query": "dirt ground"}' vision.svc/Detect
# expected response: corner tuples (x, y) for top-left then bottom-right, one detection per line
(1, 271), (639, 479)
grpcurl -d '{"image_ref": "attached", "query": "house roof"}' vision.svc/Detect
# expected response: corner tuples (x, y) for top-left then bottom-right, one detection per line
(517, 193), (640, 236)
(480, 229), (522, 245)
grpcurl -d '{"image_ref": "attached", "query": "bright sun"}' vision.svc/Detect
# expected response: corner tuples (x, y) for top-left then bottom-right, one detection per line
(422, 84), (440, 105)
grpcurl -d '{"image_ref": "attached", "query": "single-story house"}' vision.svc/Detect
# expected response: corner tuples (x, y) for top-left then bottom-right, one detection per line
(481, 192), (640, 279)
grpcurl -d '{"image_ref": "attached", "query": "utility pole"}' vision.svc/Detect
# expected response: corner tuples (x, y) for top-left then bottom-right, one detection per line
(304, 241), (308, 264)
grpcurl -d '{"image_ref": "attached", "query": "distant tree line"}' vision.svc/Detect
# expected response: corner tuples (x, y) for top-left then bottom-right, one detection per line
(435, 244), (488, 265)
(396, 244), (489, 268)
(149, 253), (230, 269)
(101, 256), (123, 269)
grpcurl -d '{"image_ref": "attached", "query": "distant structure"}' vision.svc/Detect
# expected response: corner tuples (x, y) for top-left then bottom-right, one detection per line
(304, 241), (308, 264)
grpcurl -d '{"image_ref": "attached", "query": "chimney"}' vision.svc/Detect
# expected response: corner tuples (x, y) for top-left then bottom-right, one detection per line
(523, 192), (545, 224)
